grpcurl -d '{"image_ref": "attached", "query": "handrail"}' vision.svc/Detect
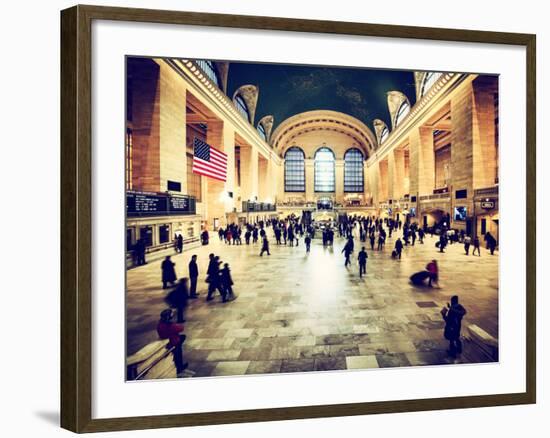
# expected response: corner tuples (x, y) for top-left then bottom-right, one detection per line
(126, 342), (176, 381)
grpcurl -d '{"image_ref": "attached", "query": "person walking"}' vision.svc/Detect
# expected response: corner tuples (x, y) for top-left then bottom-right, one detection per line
(463, 235), (472, 255)
(426, 259), (439, 288)
(220, 263), (235, 302)
(165, 278), (189, 323)
(377, 233), (385, 251)
(441, 296), (467, 358)
(472, 236), (481, 256)
(394, 238), (404, 260)
(176, 234), (183, 253)
(485, 232), (497, 255)
(260, 235), (271, 256)
(305, 234), (311, 253)
(418, 228), (425, 244)
(188, 254), (199, 298)
(161, 256), (177, 289)
(342, 239), (353, 267)
(135, 238), (147, 266)
(438, 233), (447, 253)
(369, 232), (375, 251)
(358, 247), (368, 278)
(156, 309), (188, 375)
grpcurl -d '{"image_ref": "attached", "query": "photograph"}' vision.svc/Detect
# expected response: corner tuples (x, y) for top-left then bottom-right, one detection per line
(125, 57), (500, 380)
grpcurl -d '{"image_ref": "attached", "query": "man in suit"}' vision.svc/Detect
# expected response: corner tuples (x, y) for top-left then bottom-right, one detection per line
(188, 254), (199, 298)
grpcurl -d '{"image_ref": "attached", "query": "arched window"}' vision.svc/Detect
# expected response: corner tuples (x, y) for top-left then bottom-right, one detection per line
(284, 147), (305, 192)
(395, 101), (410, 127)
(314, 147), (335, 192)
(257, 123), (267, 141)
(380, 126), (389, 144)
(195, 60), (220, 88)
(420, 72), (442, 97)
(234, 95), (250, 122)
(344, 148), (364, 193)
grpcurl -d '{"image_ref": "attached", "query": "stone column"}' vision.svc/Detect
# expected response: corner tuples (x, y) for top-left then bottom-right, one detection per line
(130, 59), (161, 192)
(335, 160), (344, 204)
(472, 77), (498, 189)
(240, 145), (259, 202)
(391, 149), (405, 200)
(258, 155), (269, 201)
(378, 159), (389, 202)
(409, 127), (435, 196)
(368, 162), (379, 207)
(205, 120), (235, 228)
(158, 62), (187, 193)
(305, 159), (315, 203)
(450, 83), (474, 197)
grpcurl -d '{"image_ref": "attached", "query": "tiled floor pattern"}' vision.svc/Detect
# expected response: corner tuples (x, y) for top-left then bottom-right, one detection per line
(127, 227), (499, 378)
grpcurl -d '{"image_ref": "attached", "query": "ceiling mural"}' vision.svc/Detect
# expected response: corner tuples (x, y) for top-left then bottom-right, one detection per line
(226, 61), (417, 132)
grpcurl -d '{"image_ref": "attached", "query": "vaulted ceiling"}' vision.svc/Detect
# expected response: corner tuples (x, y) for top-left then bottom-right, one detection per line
(226, 61), (417, 133)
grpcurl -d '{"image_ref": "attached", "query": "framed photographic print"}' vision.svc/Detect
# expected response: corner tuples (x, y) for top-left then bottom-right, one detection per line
(60, 4), (536, 433)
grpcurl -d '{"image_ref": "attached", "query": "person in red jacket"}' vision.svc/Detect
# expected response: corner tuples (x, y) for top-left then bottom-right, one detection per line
(156, 309), (187, 375)
(426, 259), (439, 288)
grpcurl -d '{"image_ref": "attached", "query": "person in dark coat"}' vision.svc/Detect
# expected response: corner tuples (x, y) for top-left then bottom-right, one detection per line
(260, 236), (270, 256)
(342, 239), (353, 267)
(135, 238), (147, 266)
(485, 232), (497, 255)
(165, 278), (189, 323)
(220, 263), (235, 302)
(206, 253), (216, 300)
(472, 236), (481, 256)
(161, 256), (177, 289)
(156, 309), (187, 374)
(394, 238), (404, 259)
(305, 234), (312, 253)
(441, 295), (467, 357)
(358, 247), (368, 278)
(369, 232), (375, 251)
(438, 233), (447, 253)
(176, 234), (184, 253)
(188, 254), (199, 298)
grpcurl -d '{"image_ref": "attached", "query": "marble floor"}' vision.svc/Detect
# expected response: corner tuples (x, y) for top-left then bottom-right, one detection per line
(126, 227), (499, 378)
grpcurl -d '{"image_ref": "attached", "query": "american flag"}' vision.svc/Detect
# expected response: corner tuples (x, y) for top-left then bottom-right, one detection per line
(192, 137), (228, 182)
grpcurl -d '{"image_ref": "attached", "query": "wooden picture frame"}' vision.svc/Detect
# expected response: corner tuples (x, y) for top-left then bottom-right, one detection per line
(60, 4), (536, 433)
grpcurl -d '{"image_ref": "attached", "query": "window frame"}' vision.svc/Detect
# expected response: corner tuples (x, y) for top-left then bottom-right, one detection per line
(395, 101), (411, 127)
(284, 146), (306, 193)
(314, 147), (336, 193)
(344, 148), (364, 193)
(234, 95), (250, 122)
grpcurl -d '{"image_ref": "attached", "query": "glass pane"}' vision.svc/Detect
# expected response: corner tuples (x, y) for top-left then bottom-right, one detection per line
(314, 147), (335, 192)
(344, 148), (364, 192)
(284, 147), (305, 192)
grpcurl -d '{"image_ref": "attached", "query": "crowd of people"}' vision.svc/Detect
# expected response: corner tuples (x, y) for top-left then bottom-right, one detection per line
(149, 213), (497, 375)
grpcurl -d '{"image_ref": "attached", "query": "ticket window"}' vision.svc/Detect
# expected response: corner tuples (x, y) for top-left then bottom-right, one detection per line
(159, 224), (170, 244)
(140, 226), (153, 247)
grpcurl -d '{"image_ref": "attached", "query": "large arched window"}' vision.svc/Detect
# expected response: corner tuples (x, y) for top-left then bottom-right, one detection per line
(234, 95), (250, 122)
(284, 147), (305, 192)
(196, 60), (220, 88)
(420, 72), (442, 97)
(380, 126), (389, 144)
(314, 147), (335, 192)
(257, 123), (267, 141)
(344, 148), (364, 193)
(395, 101), (411, 126)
